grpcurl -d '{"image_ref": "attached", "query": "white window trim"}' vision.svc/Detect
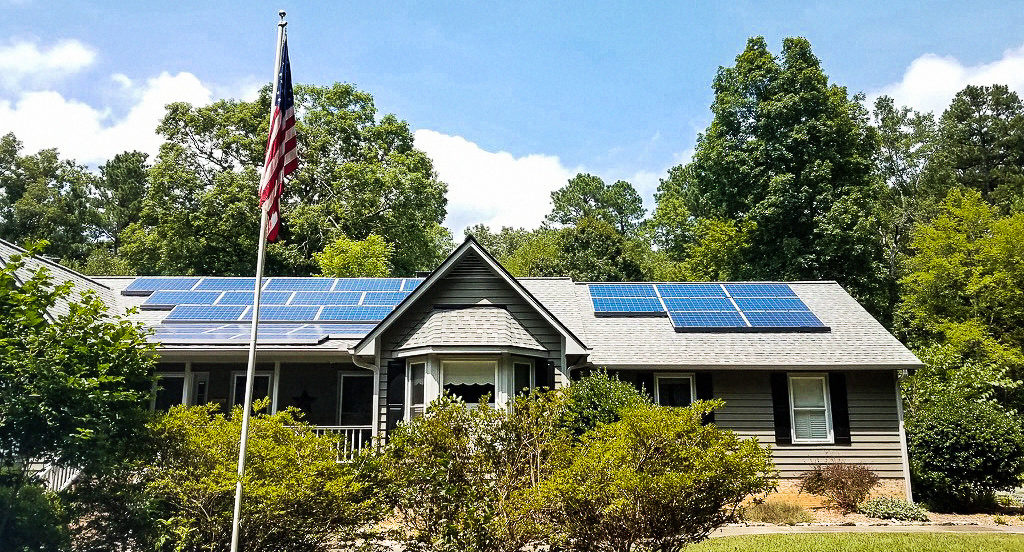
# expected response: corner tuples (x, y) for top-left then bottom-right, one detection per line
(512, 358), (535, 396)
(406, 360), (427, 421)
(152, 372), (187, 410)
(653, 372), (697, 407)
(190, 371), (210, 406)
(230, 370), (276, 412)
(337, 371), (373, 426)
(440, 358), (500, 407)
(788, 373), (834, 445)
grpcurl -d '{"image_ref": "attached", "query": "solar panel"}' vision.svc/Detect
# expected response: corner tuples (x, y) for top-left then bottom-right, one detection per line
(402, 278), (424, 292)
(743, 311), (826, 328)
(656, 283), (727, 298)
(735, 297), (810, 311)
(195, 277), (258, 291)
(333, 278), (403, 292)
(662, 297), (735, 311)
(216, 291), (293, 305)
(142, 290), (222, 309)
(163, 305), (247, 322)
(362, 291), (411, 305)
(588, 284), (658, 298)
(591, 296), (664, 313)
(669, 311), (747, 328)
(290, 291), (363, 305)
(724, 283), (797, 298)
(264, 278), (335, 292)
(122, 277), (200, 296)
(240, 305), (321, 321)
(318, 305), (394, 321)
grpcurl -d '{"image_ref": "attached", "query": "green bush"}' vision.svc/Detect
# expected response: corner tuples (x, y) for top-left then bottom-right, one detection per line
(798, 463), (880, 513)
(538, 401), (776, 551)
(906, 398), (1024, 511)
(857, 496), (930, 521)
(560, 370), (650, 437)
(0, 480), (69, 552)
(738, 501), (813, 525)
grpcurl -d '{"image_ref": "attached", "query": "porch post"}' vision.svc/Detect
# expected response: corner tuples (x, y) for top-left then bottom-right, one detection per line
(271, 361), (281, 414)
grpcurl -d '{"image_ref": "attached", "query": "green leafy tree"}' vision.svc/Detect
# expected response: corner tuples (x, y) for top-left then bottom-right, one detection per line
(553, 217), (651, 281)
(538, 402), (776, 552)
(558, 371), (650, 438)
(547, 173), (645, 234)
(123, 83), (449, 276)
(657, 37), (884, 311)
(499, 228), (562, 277)
(315, 233), (394, 277)
(465, 224), (537, 262)
(0, 244), (155, 546)
(95, 151), (149, 255)
(925, 84), (1024, 211)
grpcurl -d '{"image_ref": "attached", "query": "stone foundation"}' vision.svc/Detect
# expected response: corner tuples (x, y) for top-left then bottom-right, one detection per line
(754, 478), (909, 508)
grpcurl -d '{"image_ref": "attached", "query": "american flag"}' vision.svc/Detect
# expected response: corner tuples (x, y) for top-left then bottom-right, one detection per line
(259, 36), (297, 242)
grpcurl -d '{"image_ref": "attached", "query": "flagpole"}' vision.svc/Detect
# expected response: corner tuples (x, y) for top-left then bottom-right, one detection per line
(230, 11), (286, 552)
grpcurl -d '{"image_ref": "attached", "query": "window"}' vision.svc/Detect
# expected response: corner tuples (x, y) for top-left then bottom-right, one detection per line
(339, 373), (373, 426)
(408, 362), (426, 419)
(513, 361), (533, 397)
(232, 372), (274, 414)
(191, 372), (209, 405)
(442, 360), (497, 406)
(153, 374), (185, 411)
(654, 373), (695, 407)
(788, 374), (833, 444)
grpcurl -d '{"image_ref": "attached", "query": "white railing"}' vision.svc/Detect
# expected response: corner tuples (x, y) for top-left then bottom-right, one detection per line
(306, 425), (373, 462)
(37, 463), (80, 492)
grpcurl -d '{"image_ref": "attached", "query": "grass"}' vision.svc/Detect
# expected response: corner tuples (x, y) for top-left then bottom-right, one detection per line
(686, 533), (1024, 551)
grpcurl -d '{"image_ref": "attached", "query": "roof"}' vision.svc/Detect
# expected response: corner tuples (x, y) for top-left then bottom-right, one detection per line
(0, 239), (115, 320)
(519, 279), (922, 369)
(396, 306), (546, 352)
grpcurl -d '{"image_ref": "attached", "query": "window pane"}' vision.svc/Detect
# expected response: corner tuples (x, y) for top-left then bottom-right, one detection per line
(233, 374), (271, 413)
(192, 376), (208, 405)
(791, 378), (826, 408)
(154, 376), (185, 410)
(657, 378), (692, 407)
(793, 409), (829, 440)
(513, 363), (532, 396)
(443, 361), (495, 404)
(410, 363), (425, 406)
(340, 376), (373, 426)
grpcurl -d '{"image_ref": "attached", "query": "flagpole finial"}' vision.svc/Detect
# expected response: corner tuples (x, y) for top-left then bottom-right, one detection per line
(279, 10), (286, 21)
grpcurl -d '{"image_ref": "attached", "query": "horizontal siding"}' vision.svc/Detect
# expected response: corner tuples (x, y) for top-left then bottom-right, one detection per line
(712, 370), (906, 479)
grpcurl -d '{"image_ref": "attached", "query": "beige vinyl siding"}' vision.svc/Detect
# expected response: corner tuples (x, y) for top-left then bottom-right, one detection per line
(713, 370), (905, 479)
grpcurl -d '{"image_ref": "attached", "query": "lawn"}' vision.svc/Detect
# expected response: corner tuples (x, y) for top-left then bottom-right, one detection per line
(686, 533), (1024, 551)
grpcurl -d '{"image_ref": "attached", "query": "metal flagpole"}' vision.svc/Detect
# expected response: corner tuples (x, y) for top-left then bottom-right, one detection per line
(230, 11), (286, 552)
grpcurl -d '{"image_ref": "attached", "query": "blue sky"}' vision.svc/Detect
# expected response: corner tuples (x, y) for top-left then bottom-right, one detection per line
(3, 1), (1024, 233)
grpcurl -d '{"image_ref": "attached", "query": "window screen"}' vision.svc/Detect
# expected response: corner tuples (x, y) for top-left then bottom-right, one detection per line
(513, 362), (532, 396)
(233, 374), (272, 413)
(790, 375), (831, 442)
(409, 363), (426, 418)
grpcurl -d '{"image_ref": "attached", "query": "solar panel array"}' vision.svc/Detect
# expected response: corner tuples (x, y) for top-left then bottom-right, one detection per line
(125, 276), (423, 344)
(588, 282), (827, 332)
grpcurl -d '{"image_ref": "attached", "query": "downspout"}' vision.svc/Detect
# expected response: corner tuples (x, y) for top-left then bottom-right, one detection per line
(350, 350), (380, 439)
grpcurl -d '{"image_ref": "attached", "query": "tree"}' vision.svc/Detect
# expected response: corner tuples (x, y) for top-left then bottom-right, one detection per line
(465, 224), (537, 261)
(0, 133), (101, 264)
(122, 83), (450, 276)
(315, 234), (394, 277)
(553, 217), (651, 282)
(657, 37), (884, 311)
(0, 244), (155, 545)
(926, 84), (1024, 211)
(547, 173), (645, 234)
(95, 151), (149, 254)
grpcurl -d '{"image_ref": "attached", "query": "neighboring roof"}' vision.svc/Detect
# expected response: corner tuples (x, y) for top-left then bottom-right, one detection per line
(396, 306), (546, 352)
(517, 279), (922, 369)
(0, 238), (115, 320)
(354, 237), (588, 356)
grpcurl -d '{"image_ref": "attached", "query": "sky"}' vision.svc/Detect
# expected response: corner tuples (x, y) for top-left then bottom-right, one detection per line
(3, 1), (1024, 235)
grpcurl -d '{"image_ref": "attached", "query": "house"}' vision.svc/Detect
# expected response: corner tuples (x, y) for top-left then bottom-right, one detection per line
(2, 237), (922, 499)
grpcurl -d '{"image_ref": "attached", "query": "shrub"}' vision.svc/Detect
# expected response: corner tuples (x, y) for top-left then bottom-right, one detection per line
(538, 401), (776, 551)
(0, 480), (69, 552)
(857, 496), (929, 521)
(559, 371), (650, 437)
(798, 463), (880, 512)
(739, 501), (813, 525)
(84, 401), (380, 552)
(906, 398), (1024, 511)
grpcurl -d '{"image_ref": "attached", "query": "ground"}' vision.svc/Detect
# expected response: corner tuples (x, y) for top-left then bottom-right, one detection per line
(689, 533), (1024, 551)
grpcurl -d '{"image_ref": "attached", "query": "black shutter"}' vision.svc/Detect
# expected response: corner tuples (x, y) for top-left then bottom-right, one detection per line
(636, 372), (655, 401)
(385, 359), (405, 436)
(770, 372), (792, 445)
(535, 359), (555, 390)
(829, 372), (851, 445)
(695, 372), (715, 424)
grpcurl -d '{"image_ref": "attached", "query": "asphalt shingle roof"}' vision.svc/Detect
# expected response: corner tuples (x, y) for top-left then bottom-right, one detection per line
(397, 305), (546, 351)
(0, 239), (114, 320)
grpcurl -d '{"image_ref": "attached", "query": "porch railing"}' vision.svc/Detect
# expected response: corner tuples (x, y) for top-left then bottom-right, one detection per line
(37, 463), (80, 492)
(305, 425), (373, 462)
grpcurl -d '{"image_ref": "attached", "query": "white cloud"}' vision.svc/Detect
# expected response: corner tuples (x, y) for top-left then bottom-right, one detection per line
(872, 44), (1024, 115)
(414, 129), (582, 235)
(0, 71), (214, 164)
(0, 39), (96, 90)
